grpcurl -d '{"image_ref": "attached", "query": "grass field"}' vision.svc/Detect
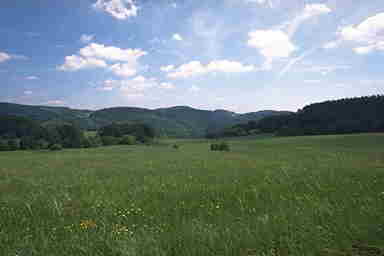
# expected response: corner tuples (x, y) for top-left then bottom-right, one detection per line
(1, 134), (384, 255)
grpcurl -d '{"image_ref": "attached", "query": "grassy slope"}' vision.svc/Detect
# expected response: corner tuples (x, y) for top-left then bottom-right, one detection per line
(0, 134), (383, 255)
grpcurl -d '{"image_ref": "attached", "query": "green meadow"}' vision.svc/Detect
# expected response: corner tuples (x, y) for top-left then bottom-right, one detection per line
(1, 134), (383, 255)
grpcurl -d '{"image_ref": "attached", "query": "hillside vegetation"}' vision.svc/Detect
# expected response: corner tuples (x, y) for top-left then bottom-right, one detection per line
(0, 102), (290, 137)
(211, 95), (384, 138)
(0, 134), (383, 255)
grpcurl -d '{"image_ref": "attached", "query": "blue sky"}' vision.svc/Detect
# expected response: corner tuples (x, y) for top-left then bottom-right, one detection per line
(0, 0), (383, 112)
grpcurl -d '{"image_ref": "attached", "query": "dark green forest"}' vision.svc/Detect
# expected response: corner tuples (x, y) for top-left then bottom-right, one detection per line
(0, 115), (155, 151)
(211, 95), (384, 137)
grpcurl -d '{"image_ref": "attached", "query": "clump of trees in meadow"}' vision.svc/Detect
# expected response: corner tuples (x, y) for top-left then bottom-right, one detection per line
(0, 115), (155, 151)
(210, 141), (230, 151)
(98, 122), (155, 145)
(208, 95), (384, 138)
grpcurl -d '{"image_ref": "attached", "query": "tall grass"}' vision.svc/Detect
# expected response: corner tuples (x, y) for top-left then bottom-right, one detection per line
(0, 134), (383, 255)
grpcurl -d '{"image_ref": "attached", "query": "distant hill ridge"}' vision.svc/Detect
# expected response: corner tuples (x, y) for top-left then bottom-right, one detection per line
(0, 102), (291, 137)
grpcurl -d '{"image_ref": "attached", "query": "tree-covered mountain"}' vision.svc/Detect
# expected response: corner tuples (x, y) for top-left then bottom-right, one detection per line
(0, 102), (291, 137)
(256, 95), (384, 136)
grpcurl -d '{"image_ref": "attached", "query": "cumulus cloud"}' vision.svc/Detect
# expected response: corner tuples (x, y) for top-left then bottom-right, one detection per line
(79, 43), (146, 62)
(80, 34), (95, 44)
(248, 30), (296, 59)
(323, 40), (341, 49)
(25, 76), (39, 80)
(302, 4), (332, 19)
(172, 33), (183, 41)
(58, 43), (146, 76)
(339, 13), (384, 54)
(160, 65), (175, 72)
(353, 42), (384, 54)
(0, 52), (11, 63)
(166, 60), (255, 79)
(58, 55), (107, 71)
(340, 13), (384, 43)
(247, 3), (331, 72)
(93, 0), (138, 20)
(23, 90), (33, 95)
(109, 62), (137, 77)
(159, 82), (175, 89)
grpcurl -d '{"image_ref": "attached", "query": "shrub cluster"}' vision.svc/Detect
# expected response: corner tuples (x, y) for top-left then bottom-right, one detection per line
(0, 115), (156, 152)
(210, 141), (230, 151)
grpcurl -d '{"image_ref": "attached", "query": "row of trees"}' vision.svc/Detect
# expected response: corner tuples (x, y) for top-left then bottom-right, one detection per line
(207, 95), (384, 138)
(0, 115), (156, 151)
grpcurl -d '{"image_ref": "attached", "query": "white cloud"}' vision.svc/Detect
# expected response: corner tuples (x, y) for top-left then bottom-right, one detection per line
(0, 52), (11, 63)
(339, 13), (384, 54)
(58, 55), (107, 71)
(353, 42), (384, 54)
(0, 51), (28, 63)
(172, 33), (183, 41)
(93, 0), (138, 20)
(80, 34), (95, 44)
(245, 0), (273, 8)
(302, 4), (332, 19)
(301, 65), (351, 75)
(46, 100), (65, 105)
(166, 60), (255, 79)
(98, 77), (176, 93)
(248, 30), (296, 60)
(284, 3), (332, 37)
(353, 46), (374, 55)
(323, 40), (341, 49)
(98, 76), (157, 94)
(109, 62), (137, 77)
(58, 43), (146, 76)
(160, 65), (175, 72)
(340, 13), (384, 43)
(23, 90), (33, 95)
(79, 43), (146, 62)
(188, 85), (201, 93)
(159, 82), (175, 89)
(25, 76), (39, 80)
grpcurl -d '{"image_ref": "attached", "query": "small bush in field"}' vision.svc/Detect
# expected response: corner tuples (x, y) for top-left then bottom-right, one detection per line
(219, 141), (230, 151)
(173, 144), (179, 149)
(119, 135), (136, 145)
(0, 140), (10, 151)
(210, 141), (230, 151)
(49, 144), (63, 151)
(101, 136), (119, 146)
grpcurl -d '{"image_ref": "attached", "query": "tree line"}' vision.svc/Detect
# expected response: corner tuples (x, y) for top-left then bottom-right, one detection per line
(0, 115), (155, 151)
(207, 95), (384, 138)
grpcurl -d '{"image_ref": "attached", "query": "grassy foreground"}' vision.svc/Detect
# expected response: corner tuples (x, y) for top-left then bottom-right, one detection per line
(0, 134), (383, 255)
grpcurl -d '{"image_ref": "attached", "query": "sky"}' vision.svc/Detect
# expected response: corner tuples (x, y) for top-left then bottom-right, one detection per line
(0, 0), (383, 113)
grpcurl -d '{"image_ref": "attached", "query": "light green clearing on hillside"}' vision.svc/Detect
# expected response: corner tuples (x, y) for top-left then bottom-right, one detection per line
(0, 134), (383, 255)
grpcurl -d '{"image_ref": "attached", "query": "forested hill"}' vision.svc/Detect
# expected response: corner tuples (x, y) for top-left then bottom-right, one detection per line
(0, 102), (291, 137)
(255, 95), (384, 136)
